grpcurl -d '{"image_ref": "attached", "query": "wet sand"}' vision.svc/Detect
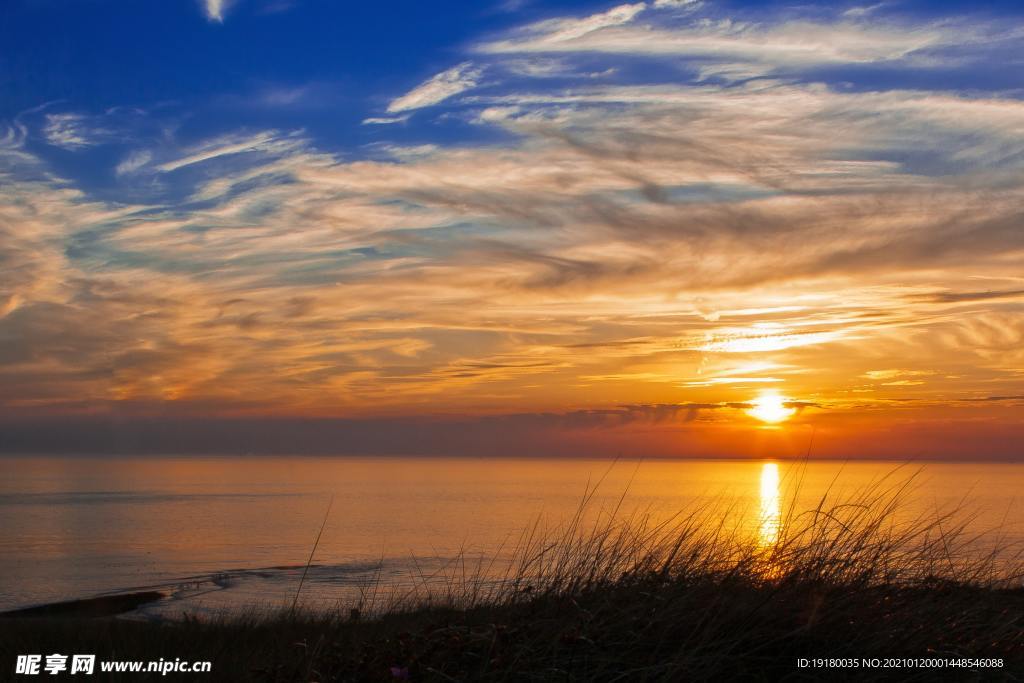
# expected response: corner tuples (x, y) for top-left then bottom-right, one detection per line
(0, 591), (164, 618)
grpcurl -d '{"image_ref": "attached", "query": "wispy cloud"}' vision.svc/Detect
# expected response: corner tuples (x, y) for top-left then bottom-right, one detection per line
(386, 62), (485, 113)
(652, 0), (701, 9)
(115, 150), (153, 176)
(202, 0), (235, 22)
(522, 2), (647, 43)
(477, 5), (960, 80)
(42, 113), (106, 150)
(154, 131), (304, 172)
(362, 115), (411, 125)
(2, 2), (1024, 457)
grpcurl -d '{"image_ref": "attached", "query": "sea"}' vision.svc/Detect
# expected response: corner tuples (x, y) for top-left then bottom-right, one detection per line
(1, 456), (1021, 618)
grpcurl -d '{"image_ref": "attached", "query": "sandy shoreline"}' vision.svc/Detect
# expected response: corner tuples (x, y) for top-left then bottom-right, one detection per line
(0, 591), (164, 619)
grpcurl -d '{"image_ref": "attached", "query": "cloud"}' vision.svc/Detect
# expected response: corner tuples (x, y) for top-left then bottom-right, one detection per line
(499, 57), (618, 79)
(386, 62), (485, 113)
(202, 0), (234, 22)
(527, 2), (647, 43)
(154, 131), (305, 172)
(115, 150), (153, 176)
(909, 288), (1024, 304)
(362, 115), (411, 125)
(0, 403), (748, 456)
(2, 3), (1024, 454)
(42, 113), (105, 150)
(256, 86), (309, 106)
(653, 0), (700, 8)
(862, 369), (932, 381)
(477, 6), (961, 79)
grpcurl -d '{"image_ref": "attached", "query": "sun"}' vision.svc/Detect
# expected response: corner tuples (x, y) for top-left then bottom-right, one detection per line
(746, 390), (796, 424)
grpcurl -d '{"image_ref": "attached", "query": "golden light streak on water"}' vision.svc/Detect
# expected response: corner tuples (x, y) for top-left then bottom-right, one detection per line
(758, 462), (781, 548)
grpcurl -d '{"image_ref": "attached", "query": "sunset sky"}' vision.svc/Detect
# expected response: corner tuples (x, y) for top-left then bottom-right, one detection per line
(1, 0), (1022, 458)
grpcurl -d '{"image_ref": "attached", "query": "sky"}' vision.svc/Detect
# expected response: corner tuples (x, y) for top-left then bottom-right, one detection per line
(1, 0), (1023, 458)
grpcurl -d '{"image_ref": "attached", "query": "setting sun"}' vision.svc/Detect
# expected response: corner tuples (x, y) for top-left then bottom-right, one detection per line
(747, 391), (796, 424)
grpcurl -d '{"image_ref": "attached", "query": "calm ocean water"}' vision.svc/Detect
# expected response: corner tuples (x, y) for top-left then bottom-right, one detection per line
(1, 456), (1021, 617)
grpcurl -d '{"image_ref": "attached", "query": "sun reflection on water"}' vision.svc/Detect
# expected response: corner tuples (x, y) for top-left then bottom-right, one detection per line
(758, 462), (781, 548)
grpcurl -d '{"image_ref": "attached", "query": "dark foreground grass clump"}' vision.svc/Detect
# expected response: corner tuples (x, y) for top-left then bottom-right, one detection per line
(3, 469), (1023, 681)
